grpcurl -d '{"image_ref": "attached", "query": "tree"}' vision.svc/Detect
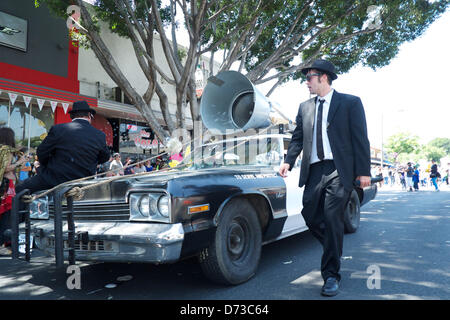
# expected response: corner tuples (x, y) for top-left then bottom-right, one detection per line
(385, 132), (420, 162)
(421, 144), (446, 163)
(37, 0), (449, 142)
(428, 137), (450, 155)
(386, 134), (448, 164)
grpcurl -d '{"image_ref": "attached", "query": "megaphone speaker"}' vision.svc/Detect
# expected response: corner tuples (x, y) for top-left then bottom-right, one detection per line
(200, 71), (272, 134)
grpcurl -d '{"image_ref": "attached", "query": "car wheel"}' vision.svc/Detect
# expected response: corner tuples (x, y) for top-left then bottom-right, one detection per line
(199, 199), (262, 285)
(344, 190), (360, 234)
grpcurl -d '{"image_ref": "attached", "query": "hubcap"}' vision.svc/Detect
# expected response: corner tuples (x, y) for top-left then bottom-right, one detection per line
(227, 221), (246, 257)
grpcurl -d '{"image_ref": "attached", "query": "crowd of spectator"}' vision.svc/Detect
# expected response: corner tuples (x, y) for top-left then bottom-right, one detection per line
(371, 161), (448, 192)
(96, 153), (168, 177)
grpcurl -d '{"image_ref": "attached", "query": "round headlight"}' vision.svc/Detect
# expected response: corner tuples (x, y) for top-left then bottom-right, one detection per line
(158, 195), (170, 218)
(138, 195), (150, 217)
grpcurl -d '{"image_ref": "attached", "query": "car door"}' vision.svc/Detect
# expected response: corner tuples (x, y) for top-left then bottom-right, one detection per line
(280, 137), (307, 237)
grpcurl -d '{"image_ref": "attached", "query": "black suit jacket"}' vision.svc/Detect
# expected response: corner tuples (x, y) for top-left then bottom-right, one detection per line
(37, 119), (110, 186)
(284, 90), (371, 191)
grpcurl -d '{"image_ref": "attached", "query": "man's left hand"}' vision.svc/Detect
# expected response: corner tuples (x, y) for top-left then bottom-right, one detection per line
(356, 176), (371, 188)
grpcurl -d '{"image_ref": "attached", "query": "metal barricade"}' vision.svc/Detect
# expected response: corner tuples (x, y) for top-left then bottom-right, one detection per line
(10, 186), (77, 267)
(11, 189), (30, 261)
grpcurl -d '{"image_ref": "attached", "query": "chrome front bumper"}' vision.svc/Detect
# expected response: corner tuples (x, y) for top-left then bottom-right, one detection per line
(23, 220), (184, 264)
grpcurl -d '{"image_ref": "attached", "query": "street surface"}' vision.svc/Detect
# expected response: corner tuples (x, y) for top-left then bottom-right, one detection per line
(1, 183), (449, 301)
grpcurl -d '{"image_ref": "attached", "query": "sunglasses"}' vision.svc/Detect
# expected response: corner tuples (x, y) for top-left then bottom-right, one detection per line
(305, 73), (322, 81)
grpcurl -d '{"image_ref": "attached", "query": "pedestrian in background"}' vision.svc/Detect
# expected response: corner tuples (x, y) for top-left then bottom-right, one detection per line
(399, 170), (406, 190)
(376, 166), (383, 188)
(389, 168), (395, 186)
(109, 153), (124, 176)
(413, 165), (420, 191)
(405, 162), (414, 192)
(430, 160), (439, 191)
(123, 157), (135, 175)
(382, 166), (389, 185)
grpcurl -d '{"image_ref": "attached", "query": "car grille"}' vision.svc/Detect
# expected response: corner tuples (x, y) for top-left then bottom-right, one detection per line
(48, 203), (129, 222)
(46, 238), (116, 252)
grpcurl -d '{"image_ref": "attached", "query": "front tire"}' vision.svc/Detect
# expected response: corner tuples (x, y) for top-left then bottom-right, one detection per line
(344, 190), (360, 234)
(199, 199), (262, 285)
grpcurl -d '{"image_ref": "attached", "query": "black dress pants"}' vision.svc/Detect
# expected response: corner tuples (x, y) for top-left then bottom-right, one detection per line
(15, 174), (54, 195)
(301, 160), (351, 281)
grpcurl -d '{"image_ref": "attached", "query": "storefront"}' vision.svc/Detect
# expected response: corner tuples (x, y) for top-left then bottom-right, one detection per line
(0, 86), (164, 160)
(0, 1), (164, 160)
(0, 79), (108, 153)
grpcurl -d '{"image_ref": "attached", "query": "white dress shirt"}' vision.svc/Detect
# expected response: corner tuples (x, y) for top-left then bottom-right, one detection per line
(310, 89), (334, 164)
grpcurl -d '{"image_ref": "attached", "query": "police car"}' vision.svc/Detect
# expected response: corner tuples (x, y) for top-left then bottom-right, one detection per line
(25, 133), (377, 285)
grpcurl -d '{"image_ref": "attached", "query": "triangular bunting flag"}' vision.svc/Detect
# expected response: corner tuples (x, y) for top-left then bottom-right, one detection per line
(37, 99), (45, 111)
(23, 96), (32, 108)
(62, 102), (69, 114)
(50, 101), (58, 113)
(8, 93), (18, 105)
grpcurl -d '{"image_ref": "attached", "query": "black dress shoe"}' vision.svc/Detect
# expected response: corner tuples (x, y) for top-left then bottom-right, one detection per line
(321, 277), (339, 297)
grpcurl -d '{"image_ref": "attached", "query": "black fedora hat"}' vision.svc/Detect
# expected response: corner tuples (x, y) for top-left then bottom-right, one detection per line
(69, 100), (96, 115)
(301, 59), (338, 80)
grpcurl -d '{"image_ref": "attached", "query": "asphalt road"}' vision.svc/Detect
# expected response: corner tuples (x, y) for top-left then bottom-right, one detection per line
(1, 184), (449, 301)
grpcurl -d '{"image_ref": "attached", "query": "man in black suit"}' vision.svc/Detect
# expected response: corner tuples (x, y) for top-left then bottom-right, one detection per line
(279, 59), (371, 296)
(16, 101), (110, 194)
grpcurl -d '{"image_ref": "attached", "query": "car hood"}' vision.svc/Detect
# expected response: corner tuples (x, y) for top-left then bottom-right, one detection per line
(68, 166), (274, 203)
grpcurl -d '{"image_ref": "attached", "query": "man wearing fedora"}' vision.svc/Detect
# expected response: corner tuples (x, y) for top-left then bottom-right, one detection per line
(16, 101), (110, 195)
(279, 59), (371, 296)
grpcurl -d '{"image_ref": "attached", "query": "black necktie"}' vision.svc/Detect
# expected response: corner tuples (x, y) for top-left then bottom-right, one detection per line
(316, 99), (325, 161)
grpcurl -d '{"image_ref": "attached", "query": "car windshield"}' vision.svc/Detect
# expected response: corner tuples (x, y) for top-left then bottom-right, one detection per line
(179, 136), (283, 170)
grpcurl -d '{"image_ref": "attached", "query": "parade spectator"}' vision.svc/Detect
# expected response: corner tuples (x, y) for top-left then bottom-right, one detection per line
(144, 160), (153, 172)
(109, 153), (124, 176)
(155, 157), (162, 171)
(18, 152), (32, 181)
(430, 160), (439, 191)
(15, 101), (110, 195)
(389, 168), (395, 186)
(376, 166), (383, 188)
(32, 155), (40, 176)
(134, 162), (146, 174)
(123, 157), (135, 175)
(405, 162), (414, 192)
(0, 127), (29, 253)
(399, 170), (406, 190)
(413, 165), (420, 191)
(382, 167), (389, 185)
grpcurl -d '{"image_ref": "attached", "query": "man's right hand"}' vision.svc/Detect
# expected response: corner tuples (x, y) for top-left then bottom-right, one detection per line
(279, 163), (290, 178)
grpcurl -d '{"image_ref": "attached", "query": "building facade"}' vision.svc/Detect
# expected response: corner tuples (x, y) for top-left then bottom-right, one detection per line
(0, 0), (213, 159)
